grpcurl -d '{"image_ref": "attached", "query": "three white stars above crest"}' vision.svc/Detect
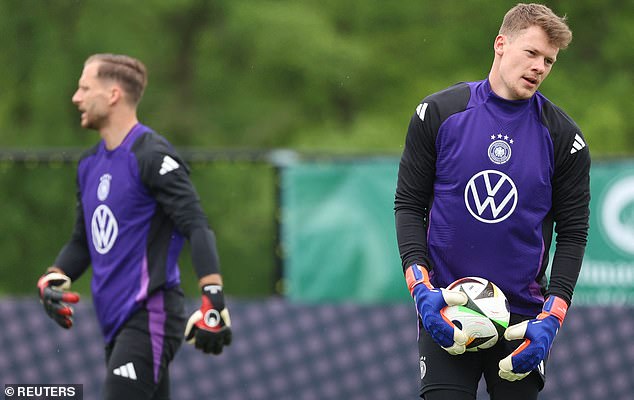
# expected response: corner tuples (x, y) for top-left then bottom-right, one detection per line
(491, 134), (514, 144)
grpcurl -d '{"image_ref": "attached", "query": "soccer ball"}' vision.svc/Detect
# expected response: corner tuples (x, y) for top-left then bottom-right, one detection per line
(440, 277), (510, 352)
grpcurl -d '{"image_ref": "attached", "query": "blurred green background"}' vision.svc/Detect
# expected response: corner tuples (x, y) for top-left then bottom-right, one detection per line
(0, 0), (632, 298)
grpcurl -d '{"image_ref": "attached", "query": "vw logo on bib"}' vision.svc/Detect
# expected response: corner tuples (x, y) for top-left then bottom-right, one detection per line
(464, 170), (518, 223)
(91, 204), (118, 254)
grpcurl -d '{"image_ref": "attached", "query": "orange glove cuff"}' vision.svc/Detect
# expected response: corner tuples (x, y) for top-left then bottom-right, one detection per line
(537, 296), (568, 326)
(405, 264), (433, 295)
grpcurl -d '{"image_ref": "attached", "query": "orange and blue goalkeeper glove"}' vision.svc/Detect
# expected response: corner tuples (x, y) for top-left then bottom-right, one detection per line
(499, 295), (568, 381)
(406, 264), (469, 355)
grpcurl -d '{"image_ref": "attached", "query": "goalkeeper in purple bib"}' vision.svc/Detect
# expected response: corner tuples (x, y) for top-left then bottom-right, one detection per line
(395, 4), (590, 400)
(36, 53), (231, 400)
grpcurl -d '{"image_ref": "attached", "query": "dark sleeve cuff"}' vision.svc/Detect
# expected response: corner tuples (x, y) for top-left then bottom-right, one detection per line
(54, 240), (91, 281)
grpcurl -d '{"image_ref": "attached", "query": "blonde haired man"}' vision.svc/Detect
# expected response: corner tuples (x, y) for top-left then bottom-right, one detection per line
(396, 4), (589, 399)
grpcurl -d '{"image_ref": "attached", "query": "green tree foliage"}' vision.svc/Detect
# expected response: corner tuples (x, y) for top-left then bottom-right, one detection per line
(0, 0), (631, 296)
(2, 0), (631, 152)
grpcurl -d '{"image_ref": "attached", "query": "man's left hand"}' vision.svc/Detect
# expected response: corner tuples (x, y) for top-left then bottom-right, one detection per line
(499, 296), (568, 381)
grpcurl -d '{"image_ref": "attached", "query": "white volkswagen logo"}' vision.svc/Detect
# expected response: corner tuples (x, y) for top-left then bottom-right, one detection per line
(600, 175), (634, 255)
(464, 170), (518, 223)
(91, 204), (118, 254)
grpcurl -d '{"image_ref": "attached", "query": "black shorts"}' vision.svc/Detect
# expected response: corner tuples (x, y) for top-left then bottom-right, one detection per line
(103, 287), (186, 400)
(418, 313), (546, 400)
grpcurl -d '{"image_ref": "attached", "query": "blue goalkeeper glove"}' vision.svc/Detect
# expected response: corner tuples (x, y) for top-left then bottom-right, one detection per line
(499, 296), (568, 381)
(37, 271), (80, 329)
(185, 284), (232, 355)
(406, 264), (469, 355)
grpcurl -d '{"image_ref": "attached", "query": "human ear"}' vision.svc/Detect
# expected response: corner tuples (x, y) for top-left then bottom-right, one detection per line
(494, 35), (506, 56)
(108, 86), (122, 106)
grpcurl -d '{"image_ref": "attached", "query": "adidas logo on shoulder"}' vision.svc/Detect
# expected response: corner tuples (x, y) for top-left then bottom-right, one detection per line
(159, 155), (179, 175)
(570, 133), (586, 154)
(113, 362), (137, 380)
(416, 102), (429, 122)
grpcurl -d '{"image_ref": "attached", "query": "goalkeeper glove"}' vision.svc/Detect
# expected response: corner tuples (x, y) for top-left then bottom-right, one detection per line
(406, 264), (469, 355)
(499, 296), (568, 381)
(37, 272), (80, 329)
(185, 284), (232, 355)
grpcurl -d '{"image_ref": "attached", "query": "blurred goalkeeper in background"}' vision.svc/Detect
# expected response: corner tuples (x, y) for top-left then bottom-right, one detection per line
(395, 3), (590, 399)
(36, 53), (231, 399)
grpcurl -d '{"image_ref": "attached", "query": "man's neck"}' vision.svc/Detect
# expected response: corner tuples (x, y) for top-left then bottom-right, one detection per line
(100, 114), (139, 150)
(488, 58), (503, 98)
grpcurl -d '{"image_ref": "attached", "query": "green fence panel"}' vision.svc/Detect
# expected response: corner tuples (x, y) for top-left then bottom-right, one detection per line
(574, 160), (634, 305)
(281, 159), (410, 303)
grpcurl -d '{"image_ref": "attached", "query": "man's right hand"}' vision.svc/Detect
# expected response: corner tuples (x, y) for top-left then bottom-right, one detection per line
(406, 264), (468, 355)
(37, 272), (80, 329)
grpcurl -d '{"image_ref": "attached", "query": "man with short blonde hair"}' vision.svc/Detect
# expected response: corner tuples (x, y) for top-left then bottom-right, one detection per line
(396, 3), (590, 399)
